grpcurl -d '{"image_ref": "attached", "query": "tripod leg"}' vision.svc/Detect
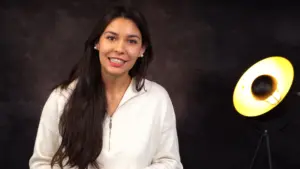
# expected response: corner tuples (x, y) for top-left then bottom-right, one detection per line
(265, 130), (273, 169)
(249, 132), (265, 169)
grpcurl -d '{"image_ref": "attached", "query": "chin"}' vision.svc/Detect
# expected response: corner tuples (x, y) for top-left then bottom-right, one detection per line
(103, 68), (128, 77)
(109, 72), (127, 77)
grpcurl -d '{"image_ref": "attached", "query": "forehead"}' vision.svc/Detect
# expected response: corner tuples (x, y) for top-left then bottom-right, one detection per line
(104, 17), (141, 36)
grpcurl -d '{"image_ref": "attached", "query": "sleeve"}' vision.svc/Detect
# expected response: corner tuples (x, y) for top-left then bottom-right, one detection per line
(29, 89), (62, 169)
(145, 92), (184, 169)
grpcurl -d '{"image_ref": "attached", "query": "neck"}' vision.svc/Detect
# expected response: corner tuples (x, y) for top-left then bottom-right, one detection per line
(102, 72), (132, 97)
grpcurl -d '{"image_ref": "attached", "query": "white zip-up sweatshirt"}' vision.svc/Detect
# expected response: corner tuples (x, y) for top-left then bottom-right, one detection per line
(29, 78), (183, 169)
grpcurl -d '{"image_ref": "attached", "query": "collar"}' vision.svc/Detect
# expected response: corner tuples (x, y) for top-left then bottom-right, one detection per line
(64, 78), (150, 105)
(118, 78), (149, 107)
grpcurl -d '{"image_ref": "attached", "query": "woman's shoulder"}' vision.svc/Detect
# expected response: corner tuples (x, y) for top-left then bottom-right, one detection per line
(50, 79), (78, 100)
(144, 79), (170, 99)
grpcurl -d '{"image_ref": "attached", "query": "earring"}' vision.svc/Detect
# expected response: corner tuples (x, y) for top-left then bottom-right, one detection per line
(94, 46), (97, 50)
(140, 54), (144, 58)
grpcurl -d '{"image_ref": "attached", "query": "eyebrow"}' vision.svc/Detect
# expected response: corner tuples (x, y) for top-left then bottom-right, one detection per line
(104, 31), (141, 39)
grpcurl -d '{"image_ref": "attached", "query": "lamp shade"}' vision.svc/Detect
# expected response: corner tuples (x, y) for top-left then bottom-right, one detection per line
(233, 56), (294, 117)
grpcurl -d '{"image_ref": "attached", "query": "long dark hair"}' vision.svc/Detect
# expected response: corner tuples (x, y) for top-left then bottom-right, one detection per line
(50, 5), (153, 169)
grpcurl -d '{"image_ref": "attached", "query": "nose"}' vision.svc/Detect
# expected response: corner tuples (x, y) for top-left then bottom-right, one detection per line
(114, 40), (125, 54)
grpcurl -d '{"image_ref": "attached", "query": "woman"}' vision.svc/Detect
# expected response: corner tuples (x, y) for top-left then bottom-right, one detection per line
(29, 5), (183, 169)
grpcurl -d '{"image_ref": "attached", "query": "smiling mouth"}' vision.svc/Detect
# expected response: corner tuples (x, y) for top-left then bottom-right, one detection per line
(108, 57), (127, 64)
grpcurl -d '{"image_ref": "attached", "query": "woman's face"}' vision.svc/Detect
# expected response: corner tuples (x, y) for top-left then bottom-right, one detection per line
(95, 17), (145, 78)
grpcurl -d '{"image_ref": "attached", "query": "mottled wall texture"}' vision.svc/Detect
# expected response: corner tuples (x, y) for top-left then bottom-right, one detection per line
(1, 0), (300, 169)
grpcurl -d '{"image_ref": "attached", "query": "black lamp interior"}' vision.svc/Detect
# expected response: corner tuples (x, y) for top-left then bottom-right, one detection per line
(251, 75), (277, 100)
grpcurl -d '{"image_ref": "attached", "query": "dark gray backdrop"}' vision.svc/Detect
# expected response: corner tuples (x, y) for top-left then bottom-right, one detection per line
(1, 0), (300, 169)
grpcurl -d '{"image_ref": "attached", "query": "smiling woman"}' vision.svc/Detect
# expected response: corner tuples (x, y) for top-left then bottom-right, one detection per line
(96, 17), (145, 83)
(28, 5), (183, 169)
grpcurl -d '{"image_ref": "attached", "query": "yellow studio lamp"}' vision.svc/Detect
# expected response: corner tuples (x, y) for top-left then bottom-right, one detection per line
(233, 56), (294, 117)
(233, 56), (294, 169)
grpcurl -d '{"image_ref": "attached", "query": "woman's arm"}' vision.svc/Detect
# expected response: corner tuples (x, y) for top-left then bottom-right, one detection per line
(145, 92), (183, 169)
(29, 89), (62, 169)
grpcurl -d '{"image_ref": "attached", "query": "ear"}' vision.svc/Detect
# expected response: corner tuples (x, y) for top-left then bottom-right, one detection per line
(140, 45), (146, 57)
(94, 43), (99, 50)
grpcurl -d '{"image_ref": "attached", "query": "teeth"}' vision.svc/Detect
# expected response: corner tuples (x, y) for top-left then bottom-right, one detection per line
(110, 58), (125, 64)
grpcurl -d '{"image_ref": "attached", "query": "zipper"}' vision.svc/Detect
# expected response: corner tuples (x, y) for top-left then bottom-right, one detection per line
(108, 116), (112, 151)
(107, 90), (147, 152)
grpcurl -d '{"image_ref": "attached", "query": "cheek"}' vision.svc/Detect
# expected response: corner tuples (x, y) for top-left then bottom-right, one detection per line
(127, 52), (140, 66)
(98, 37), (113, 55)
(99, 44), (111, 56)
(127, 46), (142, 58)
(98, 46), (110, 66)
(98, 49), (107, 64)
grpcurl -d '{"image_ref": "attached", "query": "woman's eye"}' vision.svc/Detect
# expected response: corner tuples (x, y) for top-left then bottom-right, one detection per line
(107, 36), (116, 41)
(128, 39), (138, 44)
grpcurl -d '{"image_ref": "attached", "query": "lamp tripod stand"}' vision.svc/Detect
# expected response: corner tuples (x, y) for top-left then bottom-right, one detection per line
(249, 129), (272, 169)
